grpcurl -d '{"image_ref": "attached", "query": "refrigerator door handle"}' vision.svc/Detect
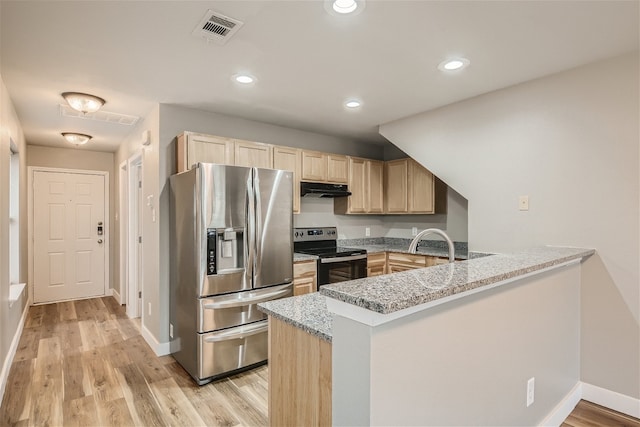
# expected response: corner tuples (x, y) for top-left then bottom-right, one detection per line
(245, 174), (255, 287)
(203, 321), (268, 343)
(253, 170), (263, 281)
(203, 287), (292, 310)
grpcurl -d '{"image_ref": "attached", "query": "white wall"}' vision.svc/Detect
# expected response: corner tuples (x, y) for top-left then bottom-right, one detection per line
(380, 53), (639, 399)
(332, 263), (582, 426)
(295, 187), (468, 242)
(114, 106), (160, 345)
(0, 75), (28, 401)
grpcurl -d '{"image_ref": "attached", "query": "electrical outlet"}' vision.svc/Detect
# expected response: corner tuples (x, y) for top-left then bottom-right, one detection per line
(526, 377), (535, 407)
(365, 227), (371, 237)
(412, 227), (418, 236)
(519, 195), (529, 211)
(148, 302), (152, 316)
(169, 323), (174, 339)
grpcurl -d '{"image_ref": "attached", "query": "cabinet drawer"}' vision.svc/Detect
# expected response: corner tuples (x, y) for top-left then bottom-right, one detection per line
(387, 252), (427, 268)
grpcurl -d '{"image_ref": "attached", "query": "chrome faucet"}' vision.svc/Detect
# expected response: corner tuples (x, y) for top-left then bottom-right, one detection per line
(408, 228), (455, 263)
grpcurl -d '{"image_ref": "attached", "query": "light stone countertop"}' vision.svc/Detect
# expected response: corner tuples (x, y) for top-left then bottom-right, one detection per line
(293, 252), (318, 262)
(259, 292), (332, 342)
(320, 246), (594, 315)
(262, 246), (594, 339)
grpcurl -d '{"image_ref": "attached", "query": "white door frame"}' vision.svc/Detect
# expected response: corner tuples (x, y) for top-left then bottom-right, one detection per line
(28, 166), (110, 304)
(118, 160), (128, 304)
(126, 151), (143, 318)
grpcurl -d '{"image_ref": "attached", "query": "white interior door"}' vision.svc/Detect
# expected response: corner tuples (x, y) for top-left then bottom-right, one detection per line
(33, 170), (106, 303)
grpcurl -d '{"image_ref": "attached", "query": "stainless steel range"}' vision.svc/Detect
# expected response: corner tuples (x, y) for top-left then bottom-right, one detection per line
(293, 227), (367, 288)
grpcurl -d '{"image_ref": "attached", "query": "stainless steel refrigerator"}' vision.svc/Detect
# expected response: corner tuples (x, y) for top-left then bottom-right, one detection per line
(169, 163), (293, 385)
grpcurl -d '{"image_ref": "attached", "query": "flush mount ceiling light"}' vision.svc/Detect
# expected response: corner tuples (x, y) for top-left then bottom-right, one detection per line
(61, 132), (92, 145)
(324, 0), (365, 16)
(438, 58), (470, 72)
(61, 92), (106, 114)
(345, 99), (362, 109)
(232, 73), (256, 85)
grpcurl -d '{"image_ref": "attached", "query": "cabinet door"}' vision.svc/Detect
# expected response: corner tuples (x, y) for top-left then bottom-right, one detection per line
(366, 160), (384, 213)
(293, 260), (317, 296)
(408, 160), (435, 213)
(348, 157), (366, 213)
(273, 146), (301, 214)
(301, 150), (327, 182)
(234, 139), (273, 169)
(367, 253), (387, 277)
(177, 132), (234, 172)
(385, 159), (408, 213)
(327, 154), (348, 184)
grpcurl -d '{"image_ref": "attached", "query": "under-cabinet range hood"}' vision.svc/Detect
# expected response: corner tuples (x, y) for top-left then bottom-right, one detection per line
(300, 181), (351, 198)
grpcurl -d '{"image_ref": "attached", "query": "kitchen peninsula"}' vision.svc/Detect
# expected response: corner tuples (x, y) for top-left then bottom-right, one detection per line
(259, 246), (594, 426)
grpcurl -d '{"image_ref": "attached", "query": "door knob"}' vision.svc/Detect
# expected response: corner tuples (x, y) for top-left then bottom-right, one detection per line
(98, 239), (103, 244)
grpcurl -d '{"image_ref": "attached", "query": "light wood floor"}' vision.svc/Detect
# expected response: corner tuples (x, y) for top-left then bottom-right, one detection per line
(562, 400), (640, 427)
(0, 297), (268, 427)
(1, 297), (639, 426)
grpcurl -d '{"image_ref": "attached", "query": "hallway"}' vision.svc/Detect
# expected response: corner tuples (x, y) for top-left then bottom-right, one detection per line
(0, 297), (267, 426)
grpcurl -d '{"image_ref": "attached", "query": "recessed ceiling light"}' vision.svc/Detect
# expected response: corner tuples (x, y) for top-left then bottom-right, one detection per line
(438, 58), (470, 72)
(333, 0), (357, 14)
(345, 99), (362, 109)
(232, 73), (256, 84)
(324, 0), (365, 16)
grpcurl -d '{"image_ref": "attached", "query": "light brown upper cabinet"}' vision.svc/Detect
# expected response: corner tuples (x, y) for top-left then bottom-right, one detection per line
(234, 139), (273, 169)
(176, 131), (234, 173)
(385, 158), (446, 214)
(273, 146), (301, 214)
(301, 150), (327, 182)
(384, 159), (409, 213)
(327, 154), (348, 183)
(301, 150), (348, 184)
(335, 157), (384, 214)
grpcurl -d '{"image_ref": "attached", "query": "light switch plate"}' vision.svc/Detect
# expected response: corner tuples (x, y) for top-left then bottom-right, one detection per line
(519, 196), (529, 211)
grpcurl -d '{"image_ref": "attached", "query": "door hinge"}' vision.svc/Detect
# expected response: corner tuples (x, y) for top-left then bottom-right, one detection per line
(138, 291), (142, 298)
(138, 181), (142, 188)
(138, 236), (142, 243)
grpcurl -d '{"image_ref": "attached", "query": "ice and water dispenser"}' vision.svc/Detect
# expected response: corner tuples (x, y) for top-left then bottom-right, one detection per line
(206, 227), (245, 275)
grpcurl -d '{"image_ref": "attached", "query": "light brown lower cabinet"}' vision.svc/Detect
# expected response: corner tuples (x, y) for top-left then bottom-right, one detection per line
(367, 252), (387, 276)
(293, 260), (317, 296)
(386, 252), (456, 272)
(268, 317), (332, 427)
(386, 252), (427, 273)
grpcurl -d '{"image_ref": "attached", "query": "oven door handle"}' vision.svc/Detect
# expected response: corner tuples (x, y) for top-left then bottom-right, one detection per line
(320, 254), (367, 264)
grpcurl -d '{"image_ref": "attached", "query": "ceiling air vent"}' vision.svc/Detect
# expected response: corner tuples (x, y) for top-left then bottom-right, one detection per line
(192, 10), (244, 45)
(59, 105), (140, 126)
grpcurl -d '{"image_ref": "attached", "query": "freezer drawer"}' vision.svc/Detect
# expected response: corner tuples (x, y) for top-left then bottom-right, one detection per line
(197, 320), (268, 382)
(197, 283), (292, 333)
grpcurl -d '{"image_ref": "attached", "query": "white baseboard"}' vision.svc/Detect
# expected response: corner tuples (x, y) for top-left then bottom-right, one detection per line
(105, 287), (113, 297)
(111, 288), (121, 304)
(582, 382), (640, 419)
(141, 323), (171, 357)
(0, 296), (31, 405)
(540, 382), (582, 427)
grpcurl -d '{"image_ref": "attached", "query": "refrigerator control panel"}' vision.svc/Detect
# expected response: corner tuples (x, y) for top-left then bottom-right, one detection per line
(206, 229), (216, 275)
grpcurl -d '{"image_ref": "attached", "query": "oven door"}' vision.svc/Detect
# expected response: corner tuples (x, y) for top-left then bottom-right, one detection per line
(317, 254), (367, 287)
